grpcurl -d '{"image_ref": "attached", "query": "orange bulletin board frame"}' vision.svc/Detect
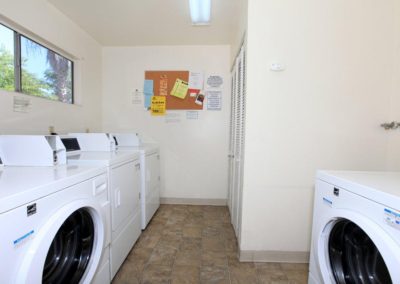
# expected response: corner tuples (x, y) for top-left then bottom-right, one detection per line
(145, 71), (203, 110)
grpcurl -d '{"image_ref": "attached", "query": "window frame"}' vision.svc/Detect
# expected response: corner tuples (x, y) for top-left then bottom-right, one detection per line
(0, 22), (74, 104)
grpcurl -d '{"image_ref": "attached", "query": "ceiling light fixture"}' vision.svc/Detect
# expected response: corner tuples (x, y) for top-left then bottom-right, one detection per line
(189, 0), (211, 25)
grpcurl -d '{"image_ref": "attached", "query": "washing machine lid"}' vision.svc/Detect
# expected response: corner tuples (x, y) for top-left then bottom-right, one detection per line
(0, 165), (106, 214)
(67, 151), (139, 166)
(116, 144), (159, 156)
(317, 170), (400, 210)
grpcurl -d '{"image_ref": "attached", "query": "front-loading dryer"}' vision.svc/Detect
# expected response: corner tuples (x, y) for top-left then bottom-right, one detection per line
(116, 144), (160, 230)
(66, 150), (141, 279)
(309, 171), (400, 284)
(0, 164), (110, 284)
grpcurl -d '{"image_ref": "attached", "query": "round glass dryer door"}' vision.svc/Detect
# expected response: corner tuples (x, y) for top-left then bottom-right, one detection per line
(328, 219), (392, 284)
(42, 209), (95, 284)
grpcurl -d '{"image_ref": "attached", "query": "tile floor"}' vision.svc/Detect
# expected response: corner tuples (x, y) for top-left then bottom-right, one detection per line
(112, 205), (308, 284)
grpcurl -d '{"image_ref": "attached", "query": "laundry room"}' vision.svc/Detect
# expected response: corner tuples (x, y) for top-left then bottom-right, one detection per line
(1, 0), (400, 283)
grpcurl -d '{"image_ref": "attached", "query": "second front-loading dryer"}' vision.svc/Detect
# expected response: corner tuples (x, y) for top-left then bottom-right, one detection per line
(66, 151), (141, 279)
(0, 164), (110, 284)
(117, 144), (160, 230)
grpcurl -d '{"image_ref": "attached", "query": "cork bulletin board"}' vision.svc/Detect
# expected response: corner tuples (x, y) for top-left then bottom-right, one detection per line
(145, 71), (203, 110)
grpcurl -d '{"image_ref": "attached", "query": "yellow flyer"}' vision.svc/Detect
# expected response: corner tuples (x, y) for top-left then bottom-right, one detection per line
(170, 78), (189, 99)
(151, 96), (166, 116)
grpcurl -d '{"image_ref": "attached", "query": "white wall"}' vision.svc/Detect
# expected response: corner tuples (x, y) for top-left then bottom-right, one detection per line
(241, 0), (399, 256)
(0, 0), (102, 134)
(230, 0), (248, 64)
(386, 0), (400, 170)
(102, 46), (231, 201)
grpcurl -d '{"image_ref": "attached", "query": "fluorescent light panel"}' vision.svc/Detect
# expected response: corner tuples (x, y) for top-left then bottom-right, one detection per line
(189, 0), (211, 25)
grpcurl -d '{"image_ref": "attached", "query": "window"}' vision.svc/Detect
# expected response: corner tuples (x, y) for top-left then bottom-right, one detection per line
(0, 23), (73, 104)
(0, 24), (15, 92)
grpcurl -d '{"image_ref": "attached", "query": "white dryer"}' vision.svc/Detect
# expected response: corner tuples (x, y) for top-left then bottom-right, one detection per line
(66, 151), (141, 279)
(0, 165), (110, 284)
(309, 171), (400, 284)
(117, 144), (161, 230)
(112, 133), (160, 230)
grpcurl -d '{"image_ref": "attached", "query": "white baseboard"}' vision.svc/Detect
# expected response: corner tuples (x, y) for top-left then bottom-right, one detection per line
(239, 250), (310, 263)
(160, 197), (227, 206)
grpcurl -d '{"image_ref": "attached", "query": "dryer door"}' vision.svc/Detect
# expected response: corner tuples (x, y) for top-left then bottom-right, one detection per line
(317, 211), (400, 284)
(42, 208), (95, 283)
(16, 200), (105, 284)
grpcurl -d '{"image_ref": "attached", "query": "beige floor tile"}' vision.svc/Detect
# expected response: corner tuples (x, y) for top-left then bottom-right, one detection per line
(135, 234), (161, 249)
(182, 226), (203, 238)
(229, 266), (259, 284)
(141, 264), (172, 284)
(255, 262), (283, 271)
(279, 263), (308, 272)
(175, 249), (202, 267)
(180, 237), (202, 250)
(126, 247), (153, 271)
(171, 265), (200, 284)
(112, 259), (141, 284)
(147, 246), (177, 267)
(200, 266), (230, 284)
(202, 237), (225, 252)
(257, 269), (289, 284)
(202, 250), (228, 267)
(286, 270), (308, 284)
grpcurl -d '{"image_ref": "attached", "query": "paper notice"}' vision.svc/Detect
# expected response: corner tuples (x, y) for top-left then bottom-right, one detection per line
(206, 90), (222, 110)
(151, 96), (166, 116)
(170, 79), (189, 99)
(206, 75), (223, 89)
(159, 75), (168, 96)
(188, 71), (204, 90)
(13, 96), (31, 113)
(132, 89), (142, 104)
(165, 112), (181, 123)
(186, 111), (199, 120)
(144, 80), (154, 109)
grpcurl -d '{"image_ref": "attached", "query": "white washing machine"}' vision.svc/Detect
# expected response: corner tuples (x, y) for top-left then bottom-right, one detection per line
(0, 164), (111, 284)
(66, 150), (141, 279)
(117, 144), (161, 230)
(309, 170), (400, 284)
(112, 133), (160, 230)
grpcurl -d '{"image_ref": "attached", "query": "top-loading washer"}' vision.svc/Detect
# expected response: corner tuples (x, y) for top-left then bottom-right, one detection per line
(0, 164), (110, 284)
(309, 170), (400, 284)
(113, 133), (161, 230)
(65, 149), (141, 279)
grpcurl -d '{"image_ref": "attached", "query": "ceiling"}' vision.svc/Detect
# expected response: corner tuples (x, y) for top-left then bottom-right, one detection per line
(47, 0), (243, 46)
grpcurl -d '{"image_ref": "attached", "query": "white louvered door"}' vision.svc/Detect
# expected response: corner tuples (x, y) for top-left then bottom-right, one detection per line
(228, 45), (246, 242)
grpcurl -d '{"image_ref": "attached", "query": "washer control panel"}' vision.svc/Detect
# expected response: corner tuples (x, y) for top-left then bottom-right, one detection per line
(384, 208), (400, 230)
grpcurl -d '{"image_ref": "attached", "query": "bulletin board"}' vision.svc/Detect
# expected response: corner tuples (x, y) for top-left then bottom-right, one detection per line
(145, 71), (203, 110)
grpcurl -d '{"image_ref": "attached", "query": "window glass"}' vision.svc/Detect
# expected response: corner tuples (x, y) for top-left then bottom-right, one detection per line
(0, 24), (15, 91)
(21, 36), (73, 103)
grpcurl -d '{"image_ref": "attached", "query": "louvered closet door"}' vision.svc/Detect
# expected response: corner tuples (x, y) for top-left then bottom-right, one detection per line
(229, 45), (246, 241)
(228, 61), (238, 215)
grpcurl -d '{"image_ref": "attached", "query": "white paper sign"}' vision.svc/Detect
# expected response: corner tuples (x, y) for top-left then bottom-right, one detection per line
(206, 91), (222, 110)
(206, 75), (223, 89)
(13, 96), (31, 113)
(165, 112), (181, 124)
(186, 111), (199, 120)
(188, 71), (204, 90)
(132, 89), (142, 104)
